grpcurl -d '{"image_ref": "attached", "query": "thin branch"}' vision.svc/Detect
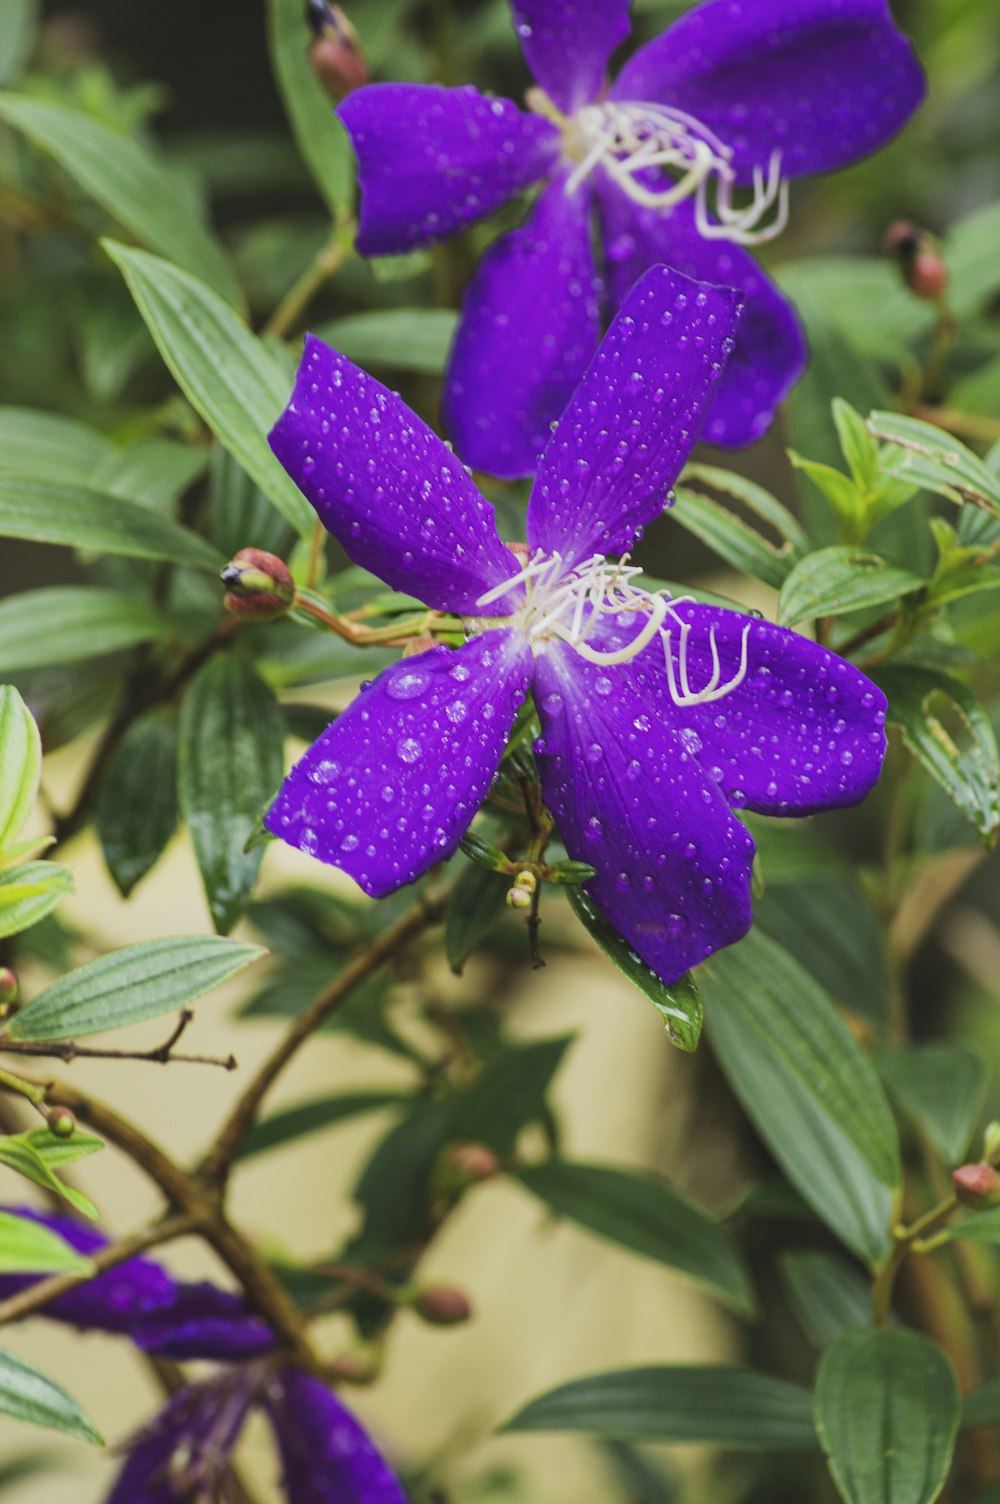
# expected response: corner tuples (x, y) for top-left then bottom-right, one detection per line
(199, 882), (451, 1189)
(261, 231), (354, 341)
(1, 1011), (237, 1071)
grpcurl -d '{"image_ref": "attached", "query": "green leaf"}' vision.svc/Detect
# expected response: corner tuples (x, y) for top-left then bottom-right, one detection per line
(934, 1208), (1000, 1246)
(0, 1), (38, 85)
(815, 1328), (960, 1504)
(517, 1160), (755, 1315)
(568, 889), (702, 1052)
(776, 258), (932, 370)
(875, 1043), (986, 1164)
(0, 1210), (91, 1275)
(0, 1349), (102, 1444)
(0, 407), (113, 481)
(778, 547), (925, 627)
(0, 1135), (96, 1218)
(780, 1252), (872, 1347)
(963, 1379), (1000, 1430)
(756, 879), (888, 1026)
(317, 309), (459, 375)
(702, 930), (898, 1264)
(7, 935), (263, 1040)
(459, 831), (513, 874)
(445, 860), (510, 972)
(945, 201), (1000, 320)
(673, 465), (807, 588)
(451, 1036), (573, 1156)
(0, 687), (40, 851)
(89, 439), (210, 512)
(504, 1366), (817, 1450)
(21, 1126), (104, 1171)
(240, 1090), (405, 1161)
(0, 95), (241, 308)
(105, 242), (314, 538)
(96, 708), (179, 897)
(267, 0), (354, 219)
(351, 1097), (456, 1258)
(178, 654), (286, 932)
(0, 476), (222, 570)
(0, 863), (74, 940)
(875, 666), (1000, 845)
(0, 587), (170, 671)
(867, 413), (1000, 516)
(833, 400), (880, 491)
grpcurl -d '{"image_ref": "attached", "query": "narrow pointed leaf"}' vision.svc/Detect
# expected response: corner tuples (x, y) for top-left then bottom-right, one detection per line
(0, 477), (222, 569)
(868, 412), (1000, 515)
(875, 1042), (986, 1164)
(317, 309), (458, 374)
(0, 1349), (102, 1444)
(7, 935), (263, 1040)
(0, 408), (112, 481)
(451, 1036), (573, 1155)
(0, 863), (74, 939)
(778, 547), (925, 627)
(815, 1328), (960, 1504)
(96, 708), (180, 897)
(780, 1252), (872, 1348)
(267, 0), (354, 218)
(240, 1090), (406, 1160)
(0, 687), (40, 851)
(0, 1136), (96, 1217)
(0, 588), (170, 671)
(0, 1210), (91, 1275)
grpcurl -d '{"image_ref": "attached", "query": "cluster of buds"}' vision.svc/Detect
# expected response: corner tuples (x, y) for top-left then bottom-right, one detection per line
(220, 549), (295, 622)
(506, 869), (538, 911)
(306, 0), (369, 100)
(884, 220), (949, 302)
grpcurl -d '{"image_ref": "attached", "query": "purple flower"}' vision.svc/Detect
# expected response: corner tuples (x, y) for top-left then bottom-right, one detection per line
(1, 1209), (407, 1504)
(265, 266), (886, 984)
(338, 0), (924, 474)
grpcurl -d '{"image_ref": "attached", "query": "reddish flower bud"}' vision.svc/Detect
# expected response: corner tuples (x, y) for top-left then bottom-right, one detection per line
(220, 549), (295, 622)
(953, 1163), (1000, 1209)
(0, 968), (17, 1008)
(413, 1285), (473, 1326)
(446, 1142), (501, 1182)
(884, 220), (949, 302)
(307, 1), (369, 100)
(326, 1350), (379, 1385)
(47, 1106), (76, 1139)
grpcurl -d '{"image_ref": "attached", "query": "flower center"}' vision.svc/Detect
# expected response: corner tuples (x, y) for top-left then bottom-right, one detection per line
(474, 550), (752, 707)
(531, 89), (788, 246)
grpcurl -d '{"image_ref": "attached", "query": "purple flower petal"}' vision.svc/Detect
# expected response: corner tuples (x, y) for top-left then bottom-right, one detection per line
(510, 0), (631, 114)
(526, 264), (742, 569)
(265, 633), (532, 897)
(0, 1208), (175, 1334)
(268, 1368), (408, 1504)
(598, 186), (807, 447)
(269, 336), (520, 615)
(339, 84), (560, 255)
(611, 0), (924, 183)
(106, 1379), (253, 1504)
(636, 603), (888, 815)
(444, 170), (602, 480)
(533, 642), (755, 983)
(132, 1281), (275, 1361)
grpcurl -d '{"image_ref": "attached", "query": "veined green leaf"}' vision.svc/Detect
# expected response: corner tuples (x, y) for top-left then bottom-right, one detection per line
(875, 666), (1000, 845)
(778, 546), (925, 627)
(815, 1328), (960, 1504)
(317, 309), (458, 375)
(934, 1207), (1000, 1246)
(0, 587), (171, 671)
(0, 863), (74, 940)
(673, 465), (806, 589)
(0, 94), (242, 307)
(0, 686), (40, 851)
(875, 1042), (986, 1164)
(88, 440), (210, 512)
(0, 1349), (102, 1444)
(0, 1135), (97, 1218)
(504, 1366), (816, 1450)
(0, 407), (112, 481)
(867, 412), (1000, 516)
(780, 1251), (872, 1348)
(0, 476), (222, 570)
(21, 1126), (104, 1171)
(178, 654), (285, 933)
(104, 242), (314, 538)
(517, 1159), (755, 1315)
(0, 1210), (91, 1275)
(7, 935), (263, 1040)
(267, 0), (354, 219)
(569, 889), (702, 1052)
(703, 930), (899, 1264)
(96, 708), (179, 897)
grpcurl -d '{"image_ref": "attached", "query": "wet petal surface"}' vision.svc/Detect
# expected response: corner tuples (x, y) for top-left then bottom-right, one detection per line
(340, 84), (560, 255)
(636, 603), (888, 815)
(270, 337), (519, 615)
(265, 633), (533, 898)
(526, 264), (741, 568)
(598, 186), (807, 447)
(511, 0), (631, 114)
(444, 170), (602, 480)
(268, 1367), (408, 1504)
(534, 642), (755, 983)
(612, 0), (925, 183)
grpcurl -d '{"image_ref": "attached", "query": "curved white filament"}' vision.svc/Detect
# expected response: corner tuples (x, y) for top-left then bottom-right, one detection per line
(663, 619), (752, 707)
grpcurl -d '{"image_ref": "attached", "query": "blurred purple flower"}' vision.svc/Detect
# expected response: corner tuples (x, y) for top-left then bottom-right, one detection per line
(265, 267), (886, 984)
(3, 1208), (407, 1504)
(339, 0), (924, 474)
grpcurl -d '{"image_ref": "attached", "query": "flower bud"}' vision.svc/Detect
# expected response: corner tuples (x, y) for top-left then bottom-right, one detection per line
(446, 1142), (501, 1183)
(220, 549), (295, 621)
(413, 1285), (473, 1326)
(326, 1350), (380, 1385)
(306, 1), (369, 100)
(953, 1163), (1000, 1209)
(884, 220), (949, 302)
(982, 1122), (1000, 1165)
(47, 1106), (76, 1139)
(0, 968), (17, 1008)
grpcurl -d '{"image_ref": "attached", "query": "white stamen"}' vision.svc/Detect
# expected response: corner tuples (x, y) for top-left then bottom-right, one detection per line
(474, 552), (753, 708)
(563, 100), (789, 247)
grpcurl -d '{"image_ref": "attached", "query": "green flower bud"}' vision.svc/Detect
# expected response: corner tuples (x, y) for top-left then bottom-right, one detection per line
(220, 549), (295, 621)
(47, 1106), (76, 1139)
